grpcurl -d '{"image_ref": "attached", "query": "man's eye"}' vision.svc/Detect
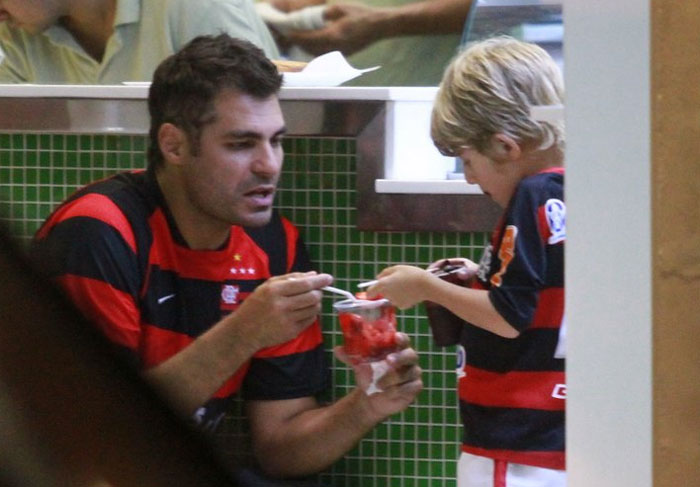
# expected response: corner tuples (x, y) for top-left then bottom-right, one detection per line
(227, 140), (253, 150)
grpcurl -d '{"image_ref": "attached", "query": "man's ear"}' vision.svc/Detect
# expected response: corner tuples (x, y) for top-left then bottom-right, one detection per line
(489, 133), (521, 161)
(158, 123), (187, 165)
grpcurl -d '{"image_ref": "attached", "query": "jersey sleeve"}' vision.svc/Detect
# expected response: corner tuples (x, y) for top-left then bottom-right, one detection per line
(488, 174), (565, 331)
(32, 194), (144, 362)
(241, 216), (330, 400)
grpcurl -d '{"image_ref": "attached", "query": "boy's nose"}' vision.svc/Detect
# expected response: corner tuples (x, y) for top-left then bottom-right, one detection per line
(463, 170), (477, 186)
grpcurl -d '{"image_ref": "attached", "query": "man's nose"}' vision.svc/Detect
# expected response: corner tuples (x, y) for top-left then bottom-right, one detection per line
(252, 142), (282, 175)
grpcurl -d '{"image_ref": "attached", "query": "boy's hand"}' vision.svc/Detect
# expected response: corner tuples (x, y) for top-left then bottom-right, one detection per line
(427, 258), (479, 283)
(365, 265), (433, 309)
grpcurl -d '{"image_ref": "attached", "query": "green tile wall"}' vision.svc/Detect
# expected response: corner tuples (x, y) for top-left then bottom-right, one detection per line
(0, 132), (490, 487)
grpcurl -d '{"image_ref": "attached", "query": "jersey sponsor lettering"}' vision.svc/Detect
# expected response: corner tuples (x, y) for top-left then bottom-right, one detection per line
(551, 384), (567, 399)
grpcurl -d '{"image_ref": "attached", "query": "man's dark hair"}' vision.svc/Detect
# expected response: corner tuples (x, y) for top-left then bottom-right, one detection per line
(147, 34), (283, 169)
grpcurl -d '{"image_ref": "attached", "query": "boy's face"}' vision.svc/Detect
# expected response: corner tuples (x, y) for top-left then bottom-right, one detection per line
(0, 0), (64, 34)
(177, 90), (286, 229)
(457, 146), (521, 208)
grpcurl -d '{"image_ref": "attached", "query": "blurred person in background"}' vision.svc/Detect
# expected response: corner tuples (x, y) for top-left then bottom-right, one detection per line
(0, 0), (281, 83)
(260, 0), (472, 86)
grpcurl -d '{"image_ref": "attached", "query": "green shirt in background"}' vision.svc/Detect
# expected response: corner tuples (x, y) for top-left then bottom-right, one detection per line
(0, 0), (280, 84)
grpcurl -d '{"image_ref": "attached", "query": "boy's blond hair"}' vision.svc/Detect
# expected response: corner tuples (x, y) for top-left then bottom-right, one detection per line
(431, 36), (564, 157)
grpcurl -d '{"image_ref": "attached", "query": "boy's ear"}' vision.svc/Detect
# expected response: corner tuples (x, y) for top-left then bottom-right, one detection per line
(158, 123), (187, 165)
(490, 133), (522, 161)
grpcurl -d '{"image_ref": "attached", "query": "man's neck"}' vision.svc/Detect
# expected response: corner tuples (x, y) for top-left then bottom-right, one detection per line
(155, 169), (232, 251)
(60, 0), (117, 62)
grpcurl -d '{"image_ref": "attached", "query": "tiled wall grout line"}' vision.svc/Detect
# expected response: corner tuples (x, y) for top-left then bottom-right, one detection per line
(0, 132), (490, 487)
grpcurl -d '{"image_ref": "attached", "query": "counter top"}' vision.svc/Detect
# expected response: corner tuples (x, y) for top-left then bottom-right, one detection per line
(0, 84), (439, 101)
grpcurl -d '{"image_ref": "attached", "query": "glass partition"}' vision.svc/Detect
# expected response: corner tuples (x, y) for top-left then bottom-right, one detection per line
(0, 0), (561, 87)
(463, 0), (563, 70)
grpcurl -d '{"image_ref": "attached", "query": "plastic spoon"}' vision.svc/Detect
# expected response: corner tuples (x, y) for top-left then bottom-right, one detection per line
(357, 266), (463, 288)
(322, 286), (357, 301)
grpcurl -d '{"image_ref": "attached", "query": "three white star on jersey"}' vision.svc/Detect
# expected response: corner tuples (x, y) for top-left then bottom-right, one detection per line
(230, 267), (256, 275)
(230, 253), (256, 275)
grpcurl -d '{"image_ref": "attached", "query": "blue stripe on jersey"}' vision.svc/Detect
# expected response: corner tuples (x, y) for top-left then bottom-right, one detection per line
(461, 325), (564, 372)
(37, 217), (141, 296)
(460, 402), (565, 452)
(243, 344), (330, 400)
(141, 266), (269, 337)
(545, 243), (564, 286)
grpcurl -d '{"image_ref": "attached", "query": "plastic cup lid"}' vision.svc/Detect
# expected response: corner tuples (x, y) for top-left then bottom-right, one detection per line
(332, 298), (390, 312)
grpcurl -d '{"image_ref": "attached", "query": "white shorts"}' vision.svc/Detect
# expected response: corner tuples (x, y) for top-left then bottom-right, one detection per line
(458, 452), (567, 487)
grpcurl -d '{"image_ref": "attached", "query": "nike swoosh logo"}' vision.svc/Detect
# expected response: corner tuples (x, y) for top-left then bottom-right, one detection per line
(157, 293), (176, 304)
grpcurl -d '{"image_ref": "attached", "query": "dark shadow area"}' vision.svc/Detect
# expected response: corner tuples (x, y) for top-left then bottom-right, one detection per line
(0, 223), (241, 487)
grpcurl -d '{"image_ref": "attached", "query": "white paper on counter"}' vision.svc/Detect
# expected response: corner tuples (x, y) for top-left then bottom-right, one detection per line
(122, 52), (379, 88)
(283, 51), (380, 87)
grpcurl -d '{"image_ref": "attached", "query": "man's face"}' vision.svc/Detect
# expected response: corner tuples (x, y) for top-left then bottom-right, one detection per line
(0, 0), (63, 34)
(179, 90), (285, 229)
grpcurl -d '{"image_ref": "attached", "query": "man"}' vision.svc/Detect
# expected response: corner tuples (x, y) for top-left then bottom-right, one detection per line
(31, 34), (423, 482)
(0, 0), (280, 83)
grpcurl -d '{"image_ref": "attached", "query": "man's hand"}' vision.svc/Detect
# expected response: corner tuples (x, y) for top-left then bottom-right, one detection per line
(233, 271), (333, 349)
(282, 2), (386, 56)
(270, 0), (326, 13)
(335, 332), (423, 421)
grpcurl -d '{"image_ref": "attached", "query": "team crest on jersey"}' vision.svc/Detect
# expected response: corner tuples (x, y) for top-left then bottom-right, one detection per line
(221, 284), (240, 305)
(545, 198), (566, 244)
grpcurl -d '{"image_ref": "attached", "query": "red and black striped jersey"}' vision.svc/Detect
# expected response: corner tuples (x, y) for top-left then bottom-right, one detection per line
(33, 170), (329, 431)
(459, 167), (566, 470)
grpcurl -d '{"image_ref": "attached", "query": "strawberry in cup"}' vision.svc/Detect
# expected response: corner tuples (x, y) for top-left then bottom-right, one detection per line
(333, 296), (398, 365)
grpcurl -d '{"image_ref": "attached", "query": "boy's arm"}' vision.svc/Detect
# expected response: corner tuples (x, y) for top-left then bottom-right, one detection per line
(367, 265), (519, 338)
(424, 278), (519, 338)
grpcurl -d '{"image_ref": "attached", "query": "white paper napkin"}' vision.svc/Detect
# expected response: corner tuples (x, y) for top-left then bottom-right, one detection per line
(283, 51), (380, 87)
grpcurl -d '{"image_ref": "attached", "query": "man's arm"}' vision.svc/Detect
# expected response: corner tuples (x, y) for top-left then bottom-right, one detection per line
(245, 336), (423, 478)
(281, 0), (472, 56)
(35, 202), (333, 418)
(143, 272), (333, 416)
